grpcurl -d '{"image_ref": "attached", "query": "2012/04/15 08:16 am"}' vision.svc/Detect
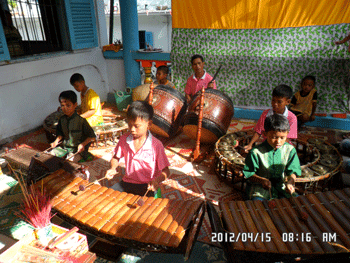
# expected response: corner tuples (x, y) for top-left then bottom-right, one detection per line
(211, 232), (337, 243)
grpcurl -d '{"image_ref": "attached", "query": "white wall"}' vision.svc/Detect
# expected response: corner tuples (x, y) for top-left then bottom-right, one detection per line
(0, 49), (109, 142)
(106, 12), (172, 51)
(105, 59), (126, 92)
(0, 0), (112, 142)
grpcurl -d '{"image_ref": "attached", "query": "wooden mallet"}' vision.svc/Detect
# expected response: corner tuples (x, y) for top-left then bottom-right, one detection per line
(129, 188), (150, 208)
(268, 188), (276, 209)
(78, 177), (107, 192)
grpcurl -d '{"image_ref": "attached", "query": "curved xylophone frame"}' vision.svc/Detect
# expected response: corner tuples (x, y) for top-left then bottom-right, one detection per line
(207, 189), (350, 263)
(34, 169), (205, 259)
(43, 109), (128, 148)
(92, 121), (128, 148)
(214, 131), (342, 194)
(295, 139), (343, 194)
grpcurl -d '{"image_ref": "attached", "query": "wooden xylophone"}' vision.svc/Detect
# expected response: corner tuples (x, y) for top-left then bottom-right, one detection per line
(207, 189), (350, 262)
(34, 169), (205, 258)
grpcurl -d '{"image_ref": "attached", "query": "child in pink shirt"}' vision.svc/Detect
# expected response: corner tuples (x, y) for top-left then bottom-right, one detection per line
(185, 54), (217, 104)
(244, 85), (298, 152)
(105, 101), (170, 196)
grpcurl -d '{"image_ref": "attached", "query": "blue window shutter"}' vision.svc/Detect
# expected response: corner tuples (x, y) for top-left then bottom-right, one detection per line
(64, 0), (98, 50)
(0, 19), (11, 61)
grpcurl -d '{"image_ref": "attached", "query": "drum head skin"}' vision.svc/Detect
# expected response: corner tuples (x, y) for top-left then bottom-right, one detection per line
(149, 85), (187, 138)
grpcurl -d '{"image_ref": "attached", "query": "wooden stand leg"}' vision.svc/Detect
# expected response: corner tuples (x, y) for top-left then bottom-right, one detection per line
(191, 87), (205, 162)
(148, 82), (154, 105)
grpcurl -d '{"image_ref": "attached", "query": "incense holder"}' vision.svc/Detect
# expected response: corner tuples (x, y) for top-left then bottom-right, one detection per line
(34, 223), (54, 246)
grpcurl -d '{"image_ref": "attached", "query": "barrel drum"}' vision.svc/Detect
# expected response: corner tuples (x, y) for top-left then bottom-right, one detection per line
(183, 89), (234, 144)
(149, 85), (187, 138)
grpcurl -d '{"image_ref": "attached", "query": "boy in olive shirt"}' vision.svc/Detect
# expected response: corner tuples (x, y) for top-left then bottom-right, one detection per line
(50, 90), (96, 161)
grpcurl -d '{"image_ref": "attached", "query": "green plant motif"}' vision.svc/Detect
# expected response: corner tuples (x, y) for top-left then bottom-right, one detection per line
(172, 25), (350, 111)
(8, 0), (17, 9)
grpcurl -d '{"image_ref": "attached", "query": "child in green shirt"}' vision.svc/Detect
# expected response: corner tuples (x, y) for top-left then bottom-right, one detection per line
(243, 114), (301, 200)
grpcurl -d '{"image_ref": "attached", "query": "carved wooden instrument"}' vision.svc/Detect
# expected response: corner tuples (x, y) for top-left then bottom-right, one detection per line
(34, 169), (205, 257)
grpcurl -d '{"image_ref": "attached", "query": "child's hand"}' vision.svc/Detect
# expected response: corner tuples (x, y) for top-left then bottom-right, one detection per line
(77, 144), (84, 153)
(285, 183), (295, 194)
(50, 140), (59, 148)
(149, 174), (166, 191)
(244, 144), (252, 153)
(105, 168), (117, 180)
(207, 81), (214, 89)
(261, 178), (271, 189)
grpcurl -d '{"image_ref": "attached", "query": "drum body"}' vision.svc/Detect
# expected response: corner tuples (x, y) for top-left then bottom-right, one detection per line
(183, 89), (234, 144)
(150, 85), (187, 138)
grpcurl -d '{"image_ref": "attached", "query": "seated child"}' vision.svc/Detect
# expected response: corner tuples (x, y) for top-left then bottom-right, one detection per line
(70, 73), (104, 127)
(185, 54), (216, 104)
(290, 75), (317, 129)
(154, 65), (175, 89)
(243, 114), (301, 200)
(105, 101), (170, 196)
(244, 85), (298, 152)
(50, 91), (96, 161)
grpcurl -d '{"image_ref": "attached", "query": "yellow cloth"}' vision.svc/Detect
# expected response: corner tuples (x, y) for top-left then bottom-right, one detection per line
(290, 89), (317, 117)
(81, 89), (104, 126)
(172, 0), (350, 29)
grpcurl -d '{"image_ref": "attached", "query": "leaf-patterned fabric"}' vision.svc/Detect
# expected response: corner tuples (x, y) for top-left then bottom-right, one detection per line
(171, 25), (350, 113)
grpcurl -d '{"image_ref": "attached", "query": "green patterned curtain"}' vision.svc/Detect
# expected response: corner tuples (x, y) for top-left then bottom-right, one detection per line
(171, 25), (350, 113)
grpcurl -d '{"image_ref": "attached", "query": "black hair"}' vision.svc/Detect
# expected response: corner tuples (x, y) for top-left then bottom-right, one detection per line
(127, 101), (153, 121)
(191, 54), (204, 64)
(264, 114), (290, 133)
(70, 73), (84, 85)
(302, 75), (316, 84)
(157, 65), (169, 75)
(272, 84), (293, 99)
(59, 90), (77, 104)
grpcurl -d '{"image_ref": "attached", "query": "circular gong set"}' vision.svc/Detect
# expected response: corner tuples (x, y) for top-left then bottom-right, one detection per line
(43, 109), (128, 148)
(214, 130), (343, 194)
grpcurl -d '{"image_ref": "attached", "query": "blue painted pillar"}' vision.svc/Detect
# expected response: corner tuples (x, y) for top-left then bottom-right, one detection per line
(119, 0), (141, 88)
